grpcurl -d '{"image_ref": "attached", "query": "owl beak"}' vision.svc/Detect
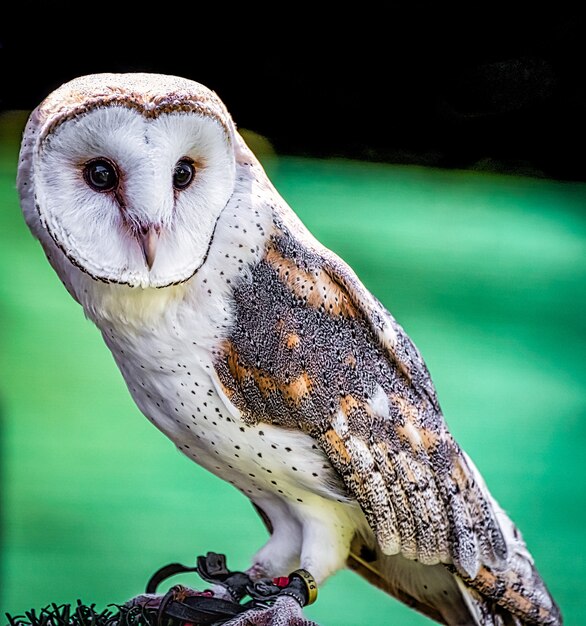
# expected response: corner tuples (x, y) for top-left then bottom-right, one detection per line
(138, 225), (160, 270)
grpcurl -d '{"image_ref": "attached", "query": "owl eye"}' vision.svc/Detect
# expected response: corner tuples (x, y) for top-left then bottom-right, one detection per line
(173, 158), (195, 190)
(83, 159), (119, 192)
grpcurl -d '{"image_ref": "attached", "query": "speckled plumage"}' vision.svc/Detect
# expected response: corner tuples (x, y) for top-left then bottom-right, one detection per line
(17, 73), (562, 625)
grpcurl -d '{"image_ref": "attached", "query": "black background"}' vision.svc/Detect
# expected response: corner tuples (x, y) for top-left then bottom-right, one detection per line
(1, 11), (585, 181)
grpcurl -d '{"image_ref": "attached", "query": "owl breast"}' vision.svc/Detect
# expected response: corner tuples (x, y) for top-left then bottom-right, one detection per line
(103, 314), (351, 508)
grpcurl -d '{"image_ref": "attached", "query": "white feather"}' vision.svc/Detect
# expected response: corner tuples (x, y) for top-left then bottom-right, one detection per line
(21, 101), (235, 289)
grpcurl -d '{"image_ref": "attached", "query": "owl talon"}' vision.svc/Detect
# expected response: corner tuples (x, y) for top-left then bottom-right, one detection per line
(246, 569), (318, 608)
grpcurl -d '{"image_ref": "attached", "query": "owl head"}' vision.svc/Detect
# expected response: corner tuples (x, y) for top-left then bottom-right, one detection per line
(18, 73), (240, 290)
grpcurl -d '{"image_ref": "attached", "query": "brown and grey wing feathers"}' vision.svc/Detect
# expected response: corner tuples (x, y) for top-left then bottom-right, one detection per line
(318, 251), (562, 624)
(316, 251), (507, 573)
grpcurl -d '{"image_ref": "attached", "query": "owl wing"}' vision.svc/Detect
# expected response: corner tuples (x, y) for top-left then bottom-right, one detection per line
(213, 218), (561, 624)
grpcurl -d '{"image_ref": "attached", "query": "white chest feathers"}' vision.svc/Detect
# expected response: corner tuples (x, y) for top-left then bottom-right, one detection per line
(101, 297), (350, 509)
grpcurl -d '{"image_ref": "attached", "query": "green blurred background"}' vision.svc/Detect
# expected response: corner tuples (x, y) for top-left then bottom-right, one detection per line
(1, 109), (585, 626)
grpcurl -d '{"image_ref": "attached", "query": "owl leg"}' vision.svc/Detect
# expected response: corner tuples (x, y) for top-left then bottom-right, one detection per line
(250, 499), (355, 584)
(297, 508), (356, 584)
(247, 498), (303, 580)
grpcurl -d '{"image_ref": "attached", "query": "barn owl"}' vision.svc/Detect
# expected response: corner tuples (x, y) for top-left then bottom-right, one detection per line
(17, 73), (562, 626)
